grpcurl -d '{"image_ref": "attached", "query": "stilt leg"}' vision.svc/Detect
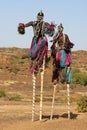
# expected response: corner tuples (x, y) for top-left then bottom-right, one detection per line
(40, 57), (45, 121)
(32, 72), (36, 122)
(67, 83), (70, 119)
(50, 84), (56, 120)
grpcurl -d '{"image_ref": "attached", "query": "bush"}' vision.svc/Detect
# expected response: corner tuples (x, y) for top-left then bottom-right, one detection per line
(13, 67), (20, 74)
(18, 61), (24, 64)
(77, 96), (87, 112)
(0, 90), (6, 97)
(21, 54), (29, 59)
(9, 94), (22, 101)
(11, 55), (18, 59)
(73, 71), (87, 86)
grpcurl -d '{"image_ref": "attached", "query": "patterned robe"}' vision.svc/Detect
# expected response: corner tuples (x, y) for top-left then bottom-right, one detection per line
(51, 32), (74, 84)
(28, 21), (55, 74)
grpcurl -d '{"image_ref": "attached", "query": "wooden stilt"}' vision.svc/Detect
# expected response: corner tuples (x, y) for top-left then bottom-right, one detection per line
(50, 84), (56, 120)
(32, 72), (36, 122)
(40, 57), (45, 121)
(67, 83), (70, 119)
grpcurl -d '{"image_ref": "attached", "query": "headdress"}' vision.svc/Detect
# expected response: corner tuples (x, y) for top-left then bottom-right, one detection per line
(37, 10), (44, 17)
(58, 23), (64, 29)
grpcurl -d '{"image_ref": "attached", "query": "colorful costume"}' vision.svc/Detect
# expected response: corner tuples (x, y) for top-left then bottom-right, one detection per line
(22, 11), (55, 74)
(51, 24), (74, 84)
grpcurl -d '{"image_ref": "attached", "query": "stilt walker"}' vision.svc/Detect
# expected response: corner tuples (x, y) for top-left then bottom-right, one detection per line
(50, 23), (74, 120)
(18, 11), (55, 121)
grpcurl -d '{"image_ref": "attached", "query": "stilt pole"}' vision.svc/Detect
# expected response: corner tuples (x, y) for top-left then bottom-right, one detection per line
(32, 72), (36, 121)
(67, 83), (70, 119)
(50, 84), (56, 120)
(40, 57), (45, 121)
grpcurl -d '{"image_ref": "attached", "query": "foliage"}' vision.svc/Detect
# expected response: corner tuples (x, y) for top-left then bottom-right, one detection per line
(13, 67), (20, 74)
(18, 61), (24, 64)
(10, 55), (19, 64)
(35, 97), (40, 102)
(0, 90), (6, 97)
(72, 69), (87, 86)
(21, 54), (29, 59)
(77, 96), (87, 112)
(9, 94), (22, 101)
(11, 55), (18, 59)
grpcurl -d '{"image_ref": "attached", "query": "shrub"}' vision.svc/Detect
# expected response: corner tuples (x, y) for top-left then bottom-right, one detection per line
(73, 71), (87, 86)
(0, 90), (6, 97)
(13, 67), (20, 74)
(9, 94), (22, 101)
(11, 55), (18, 59)
(21, 54), (29, 59)
(77, 96), (87, 112)
(18, 61), (24, 64)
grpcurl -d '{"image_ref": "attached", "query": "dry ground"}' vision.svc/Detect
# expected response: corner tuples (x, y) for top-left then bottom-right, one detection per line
(0, 48), (87, 130)
(0, 102), (87, 130)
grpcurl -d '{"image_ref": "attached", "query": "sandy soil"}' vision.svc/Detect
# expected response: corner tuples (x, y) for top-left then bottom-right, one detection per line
(0, 49), (87, 130)
(0, 102), (87, 130)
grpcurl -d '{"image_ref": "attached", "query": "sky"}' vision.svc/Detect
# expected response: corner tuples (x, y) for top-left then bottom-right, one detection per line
(0, 0), (87, 51)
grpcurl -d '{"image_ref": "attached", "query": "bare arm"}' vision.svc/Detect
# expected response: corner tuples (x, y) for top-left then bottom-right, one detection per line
(65, 34), (70, 42)
(25, 21), (33, 27)
(51, 32), (58, 44)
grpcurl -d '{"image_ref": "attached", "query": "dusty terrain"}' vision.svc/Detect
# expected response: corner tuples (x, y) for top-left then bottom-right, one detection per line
(0, 48), (87, 130)
(0, 102), (87, 130)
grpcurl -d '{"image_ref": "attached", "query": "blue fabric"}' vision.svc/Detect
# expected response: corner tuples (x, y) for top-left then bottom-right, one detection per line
(29, 38), (45, 58)
(66, 67), (72, 83)
(60, 50), (66, 67)
(29, 38), (37, 58)
(44, 27), (54, 36)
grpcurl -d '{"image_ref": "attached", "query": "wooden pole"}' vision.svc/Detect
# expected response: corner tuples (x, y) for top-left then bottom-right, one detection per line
(50, 84), (56, 120)
(40, 57), (45, 121)
(32, 72), (36, 122)
(67, 83), (70, 119)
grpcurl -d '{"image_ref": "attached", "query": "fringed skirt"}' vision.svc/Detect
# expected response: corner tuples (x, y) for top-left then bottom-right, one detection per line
(52, 49), (72, 84)
(29, 36), (48, 74)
